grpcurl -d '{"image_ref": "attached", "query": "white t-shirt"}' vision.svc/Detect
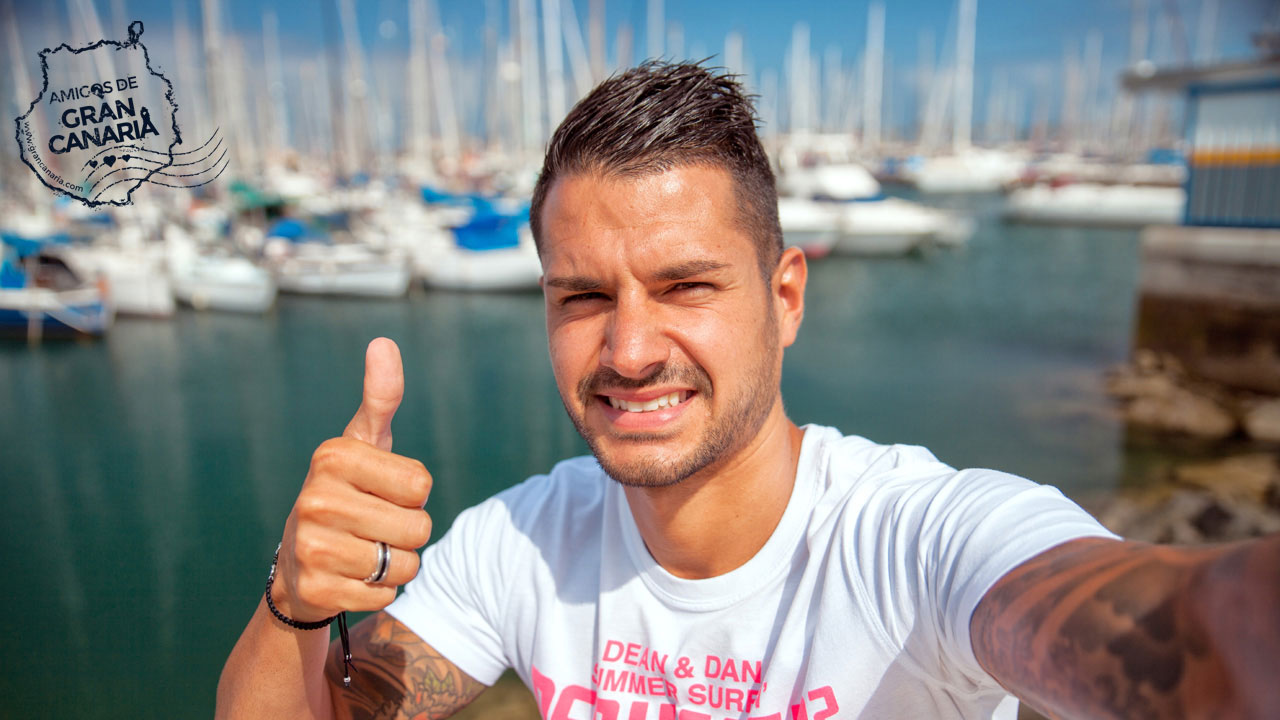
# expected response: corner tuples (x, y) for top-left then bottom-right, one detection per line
(388, 425), (1117, 719)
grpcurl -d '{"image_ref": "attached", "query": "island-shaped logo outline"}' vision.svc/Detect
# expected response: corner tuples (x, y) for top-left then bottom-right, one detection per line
(14, 21), (181, 208)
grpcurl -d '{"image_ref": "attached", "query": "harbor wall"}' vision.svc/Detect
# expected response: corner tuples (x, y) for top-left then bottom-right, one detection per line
(1135, 225), (1280, 394)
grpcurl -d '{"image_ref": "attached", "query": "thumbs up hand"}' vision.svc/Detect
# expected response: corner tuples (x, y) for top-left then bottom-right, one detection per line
(272, 338), (433, 623)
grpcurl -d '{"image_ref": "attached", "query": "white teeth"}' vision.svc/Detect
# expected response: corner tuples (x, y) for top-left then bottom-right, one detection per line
(606, 392), (689, 413)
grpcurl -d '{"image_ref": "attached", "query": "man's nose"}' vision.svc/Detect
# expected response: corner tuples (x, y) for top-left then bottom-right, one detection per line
(600, 295), (669, 379)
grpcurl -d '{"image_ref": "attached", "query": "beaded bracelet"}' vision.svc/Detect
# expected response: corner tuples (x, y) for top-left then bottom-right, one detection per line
(265, 542), (356, 686)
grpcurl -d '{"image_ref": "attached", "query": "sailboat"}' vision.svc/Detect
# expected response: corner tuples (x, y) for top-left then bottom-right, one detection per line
(901, 0), (1028, 194)
(778, 162), (975, 256)
(166, 224), (277, 313)
(1, 220), (112, 339)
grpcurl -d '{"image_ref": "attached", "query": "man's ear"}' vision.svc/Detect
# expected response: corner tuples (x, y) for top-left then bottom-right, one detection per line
(773, 246), (807, 349)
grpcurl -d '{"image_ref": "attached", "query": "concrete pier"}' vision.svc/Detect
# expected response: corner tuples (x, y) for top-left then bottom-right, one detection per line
(1135, 225), (1280, 394)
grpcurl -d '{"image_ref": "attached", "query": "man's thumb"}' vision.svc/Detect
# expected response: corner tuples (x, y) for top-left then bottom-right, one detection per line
(344, 337), (403, 451)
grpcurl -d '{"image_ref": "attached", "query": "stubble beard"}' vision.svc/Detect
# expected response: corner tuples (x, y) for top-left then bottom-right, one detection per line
(560, 310), (781, 488)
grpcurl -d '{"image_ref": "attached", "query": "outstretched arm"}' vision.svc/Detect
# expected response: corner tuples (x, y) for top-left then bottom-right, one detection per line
(971, 534), (1280, 719)
(327, 611), (486, 720)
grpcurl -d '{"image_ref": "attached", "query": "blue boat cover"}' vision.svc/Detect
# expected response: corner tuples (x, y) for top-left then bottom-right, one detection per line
(267, 218), (312, 241)
(0, 257), (25, 289)
(1, 232), (70, 258)
(451, 213), (522, 251)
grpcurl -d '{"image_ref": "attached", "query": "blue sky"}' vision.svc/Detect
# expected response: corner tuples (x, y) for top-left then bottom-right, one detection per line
(6, 0), (1276, 138)
(15, 0), (1270, 71)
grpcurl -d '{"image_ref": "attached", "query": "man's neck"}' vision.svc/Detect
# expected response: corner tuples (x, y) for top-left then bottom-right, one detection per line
(622, 405), (805, 580)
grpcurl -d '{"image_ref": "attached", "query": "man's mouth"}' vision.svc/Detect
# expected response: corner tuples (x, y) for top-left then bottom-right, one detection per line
(603, 390), (692, 413)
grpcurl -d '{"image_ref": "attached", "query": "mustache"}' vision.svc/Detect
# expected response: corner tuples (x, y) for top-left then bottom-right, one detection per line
(576, 362), (713, 406)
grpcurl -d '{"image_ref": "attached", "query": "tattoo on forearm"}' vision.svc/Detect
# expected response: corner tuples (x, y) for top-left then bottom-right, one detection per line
(327, 612), (487, 720)
(972, 538), (1227, 720)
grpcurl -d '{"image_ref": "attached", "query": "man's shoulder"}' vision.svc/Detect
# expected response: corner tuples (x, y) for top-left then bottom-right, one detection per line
(476, 454), (610, 530)
(804, 424), (957, 488)
(804, 424), (1045, 520)
(514, 454), (608, 498)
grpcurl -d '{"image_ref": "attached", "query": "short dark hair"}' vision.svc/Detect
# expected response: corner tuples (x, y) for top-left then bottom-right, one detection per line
(529, 61), (782, 280)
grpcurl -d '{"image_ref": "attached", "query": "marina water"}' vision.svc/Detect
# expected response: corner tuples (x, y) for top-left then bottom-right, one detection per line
(1, 196), (1145, 717)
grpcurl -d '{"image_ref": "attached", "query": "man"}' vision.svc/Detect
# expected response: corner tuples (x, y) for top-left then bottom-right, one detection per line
(218, 62), (1279, 719)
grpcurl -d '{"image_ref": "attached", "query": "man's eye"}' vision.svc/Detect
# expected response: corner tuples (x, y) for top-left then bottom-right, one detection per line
(670, 282), (712, 294)
(562, 292), (606, 305)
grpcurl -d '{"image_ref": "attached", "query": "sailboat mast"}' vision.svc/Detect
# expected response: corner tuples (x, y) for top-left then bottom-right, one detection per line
(589, 0), (605, 82)
(517, 0), (542, 154)
(789, 22), (811, 136)
(647, 0), (664, 59)
(543, 0), (566, 129)
(953, 0), (975, 152)
(863, 2), (885, 151)
(426, 0), (461, 163)
(409, 0), (432, 166)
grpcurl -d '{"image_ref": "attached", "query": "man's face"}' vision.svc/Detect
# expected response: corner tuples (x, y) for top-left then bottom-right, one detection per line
(539, 164), (791, 487)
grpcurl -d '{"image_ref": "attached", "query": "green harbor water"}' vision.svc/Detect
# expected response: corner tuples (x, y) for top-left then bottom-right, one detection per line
(2, 198), (1148, 717)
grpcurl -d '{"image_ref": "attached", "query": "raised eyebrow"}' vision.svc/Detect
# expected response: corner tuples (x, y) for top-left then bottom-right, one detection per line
(652, 260), (730, 282)
(543, 275), (604, 292)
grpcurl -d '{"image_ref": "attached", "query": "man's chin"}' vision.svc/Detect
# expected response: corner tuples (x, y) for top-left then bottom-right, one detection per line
(588, 438), (703, 488)
(597, 456), (696, 488)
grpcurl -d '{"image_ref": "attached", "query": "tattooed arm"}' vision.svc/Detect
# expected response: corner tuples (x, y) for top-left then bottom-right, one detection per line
(971, 533), (1280, 720)
(326, 611), (487, 720)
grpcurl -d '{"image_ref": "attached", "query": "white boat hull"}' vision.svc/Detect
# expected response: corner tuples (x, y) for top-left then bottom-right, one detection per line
(0, 285), (113, 336)
(277, 267), (410, 297)
(1004, 184), (1185, 228)
(833, 197), (973, 256)
(416, 243), (542, 292)
(107, 271), (176, 317)
(172, 260), (277, 313)
(50, 244), (175, 318)
(778, 197), (841, 254)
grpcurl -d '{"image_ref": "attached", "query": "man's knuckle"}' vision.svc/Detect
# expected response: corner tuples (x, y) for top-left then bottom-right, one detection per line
(295, 493), (333, 522)
(402, 512), (432, 547)
(311, 437), (352, 471)
(294, 534), (326, 567)
(415, 513), (433, 546)
(402, 462), (430, 498)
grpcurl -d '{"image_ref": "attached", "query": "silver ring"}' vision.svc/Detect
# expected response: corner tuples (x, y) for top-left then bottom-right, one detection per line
(363, 541), (391, 584)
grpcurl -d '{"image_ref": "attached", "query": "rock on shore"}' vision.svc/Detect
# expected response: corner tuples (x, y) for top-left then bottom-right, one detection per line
(1092, 453), (1280, 544)
(1106, 350), (1280, 442)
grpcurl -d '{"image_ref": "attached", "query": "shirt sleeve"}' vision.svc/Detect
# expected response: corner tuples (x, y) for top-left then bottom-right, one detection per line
(844, 457), (1119, 693)
(385, 494), (515, 686)
(926, 471), (1119, 685)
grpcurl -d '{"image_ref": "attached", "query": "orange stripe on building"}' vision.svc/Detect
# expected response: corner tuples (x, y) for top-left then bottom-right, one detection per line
(1190, 147), (1280, 166)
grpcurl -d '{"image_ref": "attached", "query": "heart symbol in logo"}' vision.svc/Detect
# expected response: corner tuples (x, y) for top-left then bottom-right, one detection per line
(122, 154), (132, 162)
(103, 155), (116, 167)
(88, 160), (99, 169)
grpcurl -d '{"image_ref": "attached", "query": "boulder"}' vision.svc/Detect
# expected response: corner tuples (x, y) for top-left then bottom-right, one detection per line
(1124, 388), (1237, 438)
(1173, 453), (1280, 505)
(1105, 368), (1177, 400)
(1096, 486), (1280, 544)
(1243, 398), (1280, 443)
